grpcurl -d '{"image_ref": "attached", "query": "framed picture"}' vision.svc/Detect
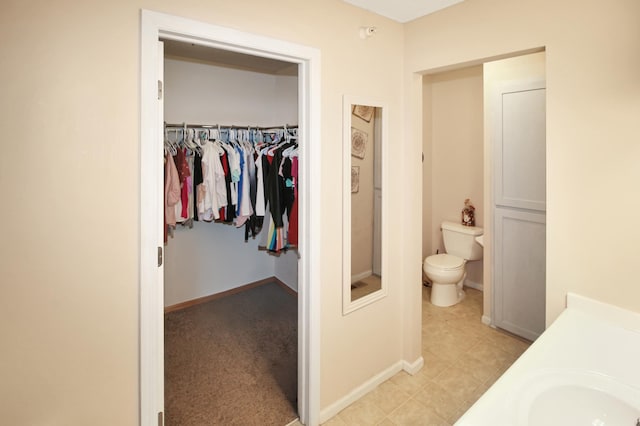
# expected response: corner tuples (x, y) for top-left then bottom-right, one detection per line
(351, 127), (367, 159)
(352, 105), (374, 122)
(351, 166), (360, 193)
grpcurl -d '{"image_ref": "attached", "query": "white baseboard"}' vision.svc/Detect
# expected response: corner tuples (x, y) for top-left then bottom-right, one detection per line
(481, 315), (492, 326)
(319, 360), (405, 424)
(351, 270), (372, 283)
(402, 356), (424, 375)
(464, 279), (483, 291)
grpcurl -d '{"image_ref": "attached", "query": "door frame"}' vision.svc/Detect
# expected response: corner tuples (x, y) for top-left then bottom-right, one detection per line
(139, 10), (322, 426)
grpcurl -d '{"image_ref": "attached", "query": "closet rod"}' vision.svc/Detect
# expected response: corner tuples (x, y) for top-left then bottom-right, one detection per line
(164, 123), (298, 130)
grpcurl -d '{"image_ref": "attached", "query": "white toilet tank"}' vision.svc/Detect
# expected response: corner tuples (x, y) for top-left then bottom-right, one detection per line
(442, 221), (483, 261)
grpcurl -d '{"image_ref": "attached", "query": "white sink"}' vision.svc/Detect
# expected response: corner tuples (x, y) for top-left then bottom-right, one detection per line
(529, 385), (638, 425)
(516, 371), (640, 426)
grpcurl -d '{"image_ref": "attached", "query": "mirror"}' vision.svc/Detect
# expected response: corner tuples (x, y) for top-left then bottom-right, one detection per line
(343, 97), (387, 314)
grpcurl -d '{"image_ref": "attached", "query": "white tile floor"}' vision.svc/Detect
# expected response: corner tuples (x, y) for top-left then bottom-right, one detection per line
(297, 286), (531, 426)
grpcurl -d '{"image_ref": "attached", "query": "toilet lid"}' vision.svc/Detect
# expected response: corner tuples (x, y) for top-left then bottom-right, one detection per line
(425, 254), (464, 270)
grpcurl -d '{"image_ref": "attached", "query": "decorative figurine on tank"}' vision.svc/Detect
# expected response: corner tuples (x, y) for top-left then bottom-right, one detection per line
(461, 198), (475, 226)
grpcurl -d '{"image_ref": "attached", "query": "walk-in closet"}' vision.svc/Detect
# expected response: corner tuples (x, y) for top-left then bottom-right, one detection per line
(161, 39), (300, 425)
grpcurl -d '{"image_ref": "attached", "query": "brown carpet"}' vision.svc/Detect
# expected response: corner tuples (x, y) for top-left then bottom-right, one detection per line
(164, 282), (298, 426)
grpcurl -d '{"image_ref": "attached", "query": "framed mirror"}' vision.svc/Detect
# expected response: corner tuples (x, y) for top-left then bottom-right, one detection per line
(343, 96), (388, 315)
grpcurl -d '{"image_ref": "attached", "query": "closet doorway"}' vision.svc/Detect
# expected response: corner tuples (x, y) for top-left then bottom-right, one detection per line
(140, 10), (321, 426)
(162, 40), (300, 425)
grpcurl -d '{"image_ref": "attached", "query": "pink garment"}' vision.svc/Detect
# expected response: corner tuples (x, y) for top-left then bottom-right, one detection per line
(164, 153), (180, 227)
(176, 149), (191, 219)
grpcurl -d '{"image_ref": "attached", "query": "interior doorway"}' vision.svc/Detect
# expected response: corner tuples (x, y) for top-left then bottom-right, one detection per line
(421, 51), (546, 340)
(140, 10), (321, 426)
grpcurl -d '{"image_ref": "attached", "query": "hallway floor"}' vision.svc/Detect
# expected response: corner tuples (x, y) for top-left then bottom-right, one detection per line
(314, 286), (531, 425)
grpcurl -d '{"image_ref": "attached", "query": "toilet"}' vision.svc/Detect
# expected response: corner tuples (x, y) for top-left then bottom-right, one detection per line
(423, 221), (483, 307)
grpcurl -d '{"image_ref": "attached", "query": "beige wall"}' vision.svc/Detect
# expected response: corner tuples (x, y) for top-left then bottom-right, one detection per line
(423, 65), (484, 286)
(422, 81), (433, 260)
(483, 52), (547, 321)
(0, 1), (405, 424)
(405, 0), (640, 328)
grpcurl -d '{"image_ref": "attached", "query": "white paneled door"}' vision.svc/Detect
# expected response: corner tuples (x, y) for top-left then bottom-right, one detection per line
(493, 81), (546, 341)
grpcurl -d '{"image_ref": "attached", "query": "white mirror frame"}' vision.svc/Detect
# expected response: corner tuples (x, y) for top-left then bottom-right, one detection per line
(342, 95), (389, 315)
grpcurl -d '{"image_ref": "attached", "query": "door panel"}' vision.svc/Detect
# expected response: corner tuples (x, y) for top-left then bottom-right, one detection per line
(496, 88), (546, 212)
(494, 208), (546, 340)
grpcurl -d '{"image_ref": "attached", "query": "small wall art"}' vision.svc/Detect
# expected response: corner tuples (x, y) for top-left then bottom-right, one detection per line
(351, 166), (360, 193)
(352, 104), (374, 122)
(351, 127), (367, 159)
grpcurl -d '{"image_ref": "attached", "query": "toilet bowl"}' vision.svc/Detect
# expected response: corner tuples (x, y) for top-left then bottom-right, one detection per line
(423, 221), (483, 307)
(423, 253), (466, 307)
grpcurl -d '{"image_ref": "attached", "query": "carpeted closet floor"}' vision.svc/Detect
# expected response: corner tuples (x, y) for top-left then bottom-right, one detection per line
(164, 281), (298, 426)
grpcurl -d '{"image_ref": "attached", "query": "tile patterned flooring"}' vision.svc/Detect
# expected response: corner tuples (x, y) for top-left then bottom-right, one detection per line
(309, 286), (531, 426)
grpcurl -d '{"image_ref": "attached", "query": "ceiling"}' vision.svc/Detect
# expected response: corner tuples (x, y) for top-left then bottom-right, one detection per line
(342, 0), (464, 23)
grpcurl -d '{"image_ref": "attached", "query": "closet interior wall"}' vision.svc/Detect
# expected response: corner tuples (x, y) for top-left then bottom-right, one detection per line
(163, 50), (299, 308)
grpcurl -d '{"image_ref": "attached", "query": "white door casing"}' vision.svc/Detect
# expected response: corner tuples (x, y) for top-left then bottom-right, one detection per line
(492, 80), (546, 341)
(140, 10), (322, 426)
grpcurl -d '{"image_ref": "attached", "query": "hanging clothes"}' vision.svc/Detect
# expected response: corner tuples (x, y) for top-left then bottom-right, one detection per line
(174, 148), (191, 222)
(287, 155), (299, 246)
(164, 124), (299, 254)
(192, 150), (203, 222)
(164, 153), (180, 242)
(198, 141), (226, 221)
(257, 139), (297, 253)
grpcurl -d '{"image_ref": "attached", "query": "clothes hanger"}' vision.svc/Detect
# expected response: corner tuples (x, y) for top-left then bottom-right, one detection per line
(164, 127), (180, 154)
(282, 143), (298, 157)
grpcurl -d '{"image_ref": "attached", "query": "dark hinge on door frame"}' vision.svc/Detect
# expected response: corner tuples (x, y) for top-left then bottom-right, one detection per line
(157, 246), (163, 267)
(157, 80), (163, 100)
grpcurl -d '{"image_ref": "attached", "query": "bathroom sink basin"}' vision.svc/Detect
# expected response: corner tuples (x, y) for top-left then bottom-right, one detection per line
(528, 385), (639, 425)
(516, 371), (640, 426)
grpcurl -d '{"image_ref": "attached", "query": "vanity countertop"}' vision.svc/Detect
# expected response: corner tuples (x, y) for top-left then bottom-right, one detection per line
(456, 293), (640, 425)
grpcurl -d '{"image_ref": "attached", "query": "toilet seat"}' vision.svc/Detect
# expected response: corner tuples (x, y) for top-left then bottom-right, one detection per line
(425, 253), (464, 270)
